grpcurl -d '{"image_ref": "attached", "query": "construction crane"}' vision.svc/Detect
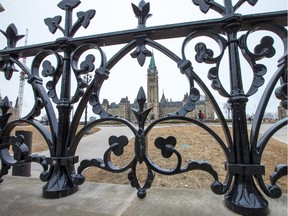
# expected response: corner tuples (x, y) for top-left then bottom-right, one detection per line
(16, 29), (28, 119)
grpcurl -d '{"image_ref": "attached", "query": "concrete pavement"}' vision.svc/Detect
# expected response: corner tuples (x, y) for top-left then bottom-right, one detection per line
(256, 123), (287, 143)
(0, 176), (287, 216)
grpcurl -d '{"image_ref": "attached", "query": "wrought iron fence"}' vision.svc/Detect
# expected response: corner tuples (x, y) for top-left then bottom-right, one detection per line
(0, 1), (287, 215)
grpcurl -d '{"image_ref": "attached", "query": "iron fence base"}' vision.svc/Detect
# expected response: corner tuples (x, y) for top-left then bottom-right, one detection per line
(42, 168), (78, 199)
(224, 176), (269, 216)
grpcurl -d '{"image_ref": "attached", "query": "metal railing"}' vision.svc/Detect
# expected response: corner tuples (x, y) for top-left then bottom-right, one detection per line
(0, 1), (287, 215)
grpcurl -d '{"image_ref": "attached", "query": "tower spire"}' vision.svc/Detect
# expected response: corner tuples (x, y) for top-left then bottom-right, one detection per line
(147, 52), (159, 120)
(149, 52), (156, 68)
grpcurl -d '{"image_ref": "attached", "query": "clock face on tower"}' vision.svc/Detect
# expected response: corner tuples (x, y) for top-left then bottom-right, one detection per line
(150, 69), (155, 73)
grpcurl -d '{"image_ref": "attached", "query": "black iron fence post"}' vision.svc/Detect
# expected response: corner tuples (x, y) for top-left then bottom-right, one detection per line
(41, 2), (80, 198)
(221, 14), (269, 215)
(225, 98), (268, 214)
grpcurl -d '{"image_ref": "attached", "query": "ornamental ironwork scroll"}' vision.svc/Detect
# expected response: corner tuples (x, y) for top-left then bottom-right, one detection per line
(0, 0), (287, 215)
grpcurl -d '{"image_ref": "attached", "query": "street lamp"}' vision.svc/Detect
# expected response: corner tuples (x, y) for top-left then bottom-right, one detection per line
(83, 73), (93, 126)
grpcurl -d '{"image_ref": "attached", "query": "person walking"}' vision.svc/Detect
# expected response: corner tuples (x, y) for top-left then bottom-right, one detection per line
(198, 110), (204, 122)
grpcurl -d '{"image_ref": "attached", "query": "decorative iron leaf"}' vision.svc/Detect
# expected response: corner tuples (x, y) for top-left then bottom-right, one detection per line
(192, 0), (226, 15)
(155, 136), (177, 158)
(80, 54), (95, 73)
(0, 134), (30, 165)
(91, 95), (113, 118)
(44, 16), (62, 34)
(141, 2), (150, 18)
(128, 163), (154, 199)
(27, 97), (44, 118)
(77, 10), (96, 28)
(131, 3), (141, 17)
(27, 155), (48, 176)
(245, 63), (267, 95)
(267, 164), (288, 198)
(57, 0), (81, 10)
(192, 0), (211, 13)
(254, 64), (267, 77)
(42, 60), (56, 77)
(254, 36), (275, 58)
(190, 87), (201, 101)
(46, 81), (54, 91)
(252, 76), (265, 88)
(208, 67), (230, 97)
(195, 42), (214, 63)
(108, 135), (129, 156)
(75, 158), (104, 182)
(128, 171), (138, 188)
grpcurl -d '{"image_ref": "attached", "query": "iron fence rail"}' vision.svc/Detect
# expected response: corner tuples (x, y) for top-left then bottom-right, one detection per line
(0, 11), (286, 58)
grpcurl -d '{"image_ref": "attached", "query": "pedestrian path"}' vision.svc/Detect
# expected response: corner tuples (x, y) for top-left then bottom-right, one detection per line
(0, 176), (287, 216)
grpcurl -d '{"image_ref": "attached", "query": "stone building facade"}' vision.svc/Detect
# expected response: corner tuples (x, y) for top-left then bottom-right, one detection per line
(278, 104), (288, 120)
(102, 55), (215, 122)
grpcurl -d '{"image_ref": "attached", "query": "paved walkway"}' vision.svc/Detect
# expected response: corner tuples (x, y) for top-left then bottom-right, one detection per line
(0, 176), (287, 216)
(256, 123), (287, 143)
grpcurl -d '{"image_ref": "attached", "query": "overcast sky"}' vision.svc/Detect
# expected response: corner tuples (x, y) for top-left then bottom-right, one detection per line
(0, 0), (287, 120)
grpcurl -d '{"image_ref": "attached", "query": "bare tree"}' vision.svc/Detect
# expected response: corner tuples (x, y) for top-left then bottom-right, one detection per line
(223, 102), (232, 119)
(264, 112), (277, 122)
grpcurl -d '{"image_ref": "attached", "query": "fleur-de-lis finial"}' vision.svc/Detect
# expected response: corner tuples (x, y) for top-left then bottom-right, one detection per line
(0, 24), (23, 80)
(131, 0), (152, 28)
(131, 87), (152, 128)
(0, 24), (24, 48)
(130, 35), (152, 66)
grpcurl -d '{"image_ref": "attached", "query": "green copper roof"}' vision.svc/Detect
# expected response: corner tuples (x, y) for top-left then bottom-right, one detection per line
(149, 53), (156, 68)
